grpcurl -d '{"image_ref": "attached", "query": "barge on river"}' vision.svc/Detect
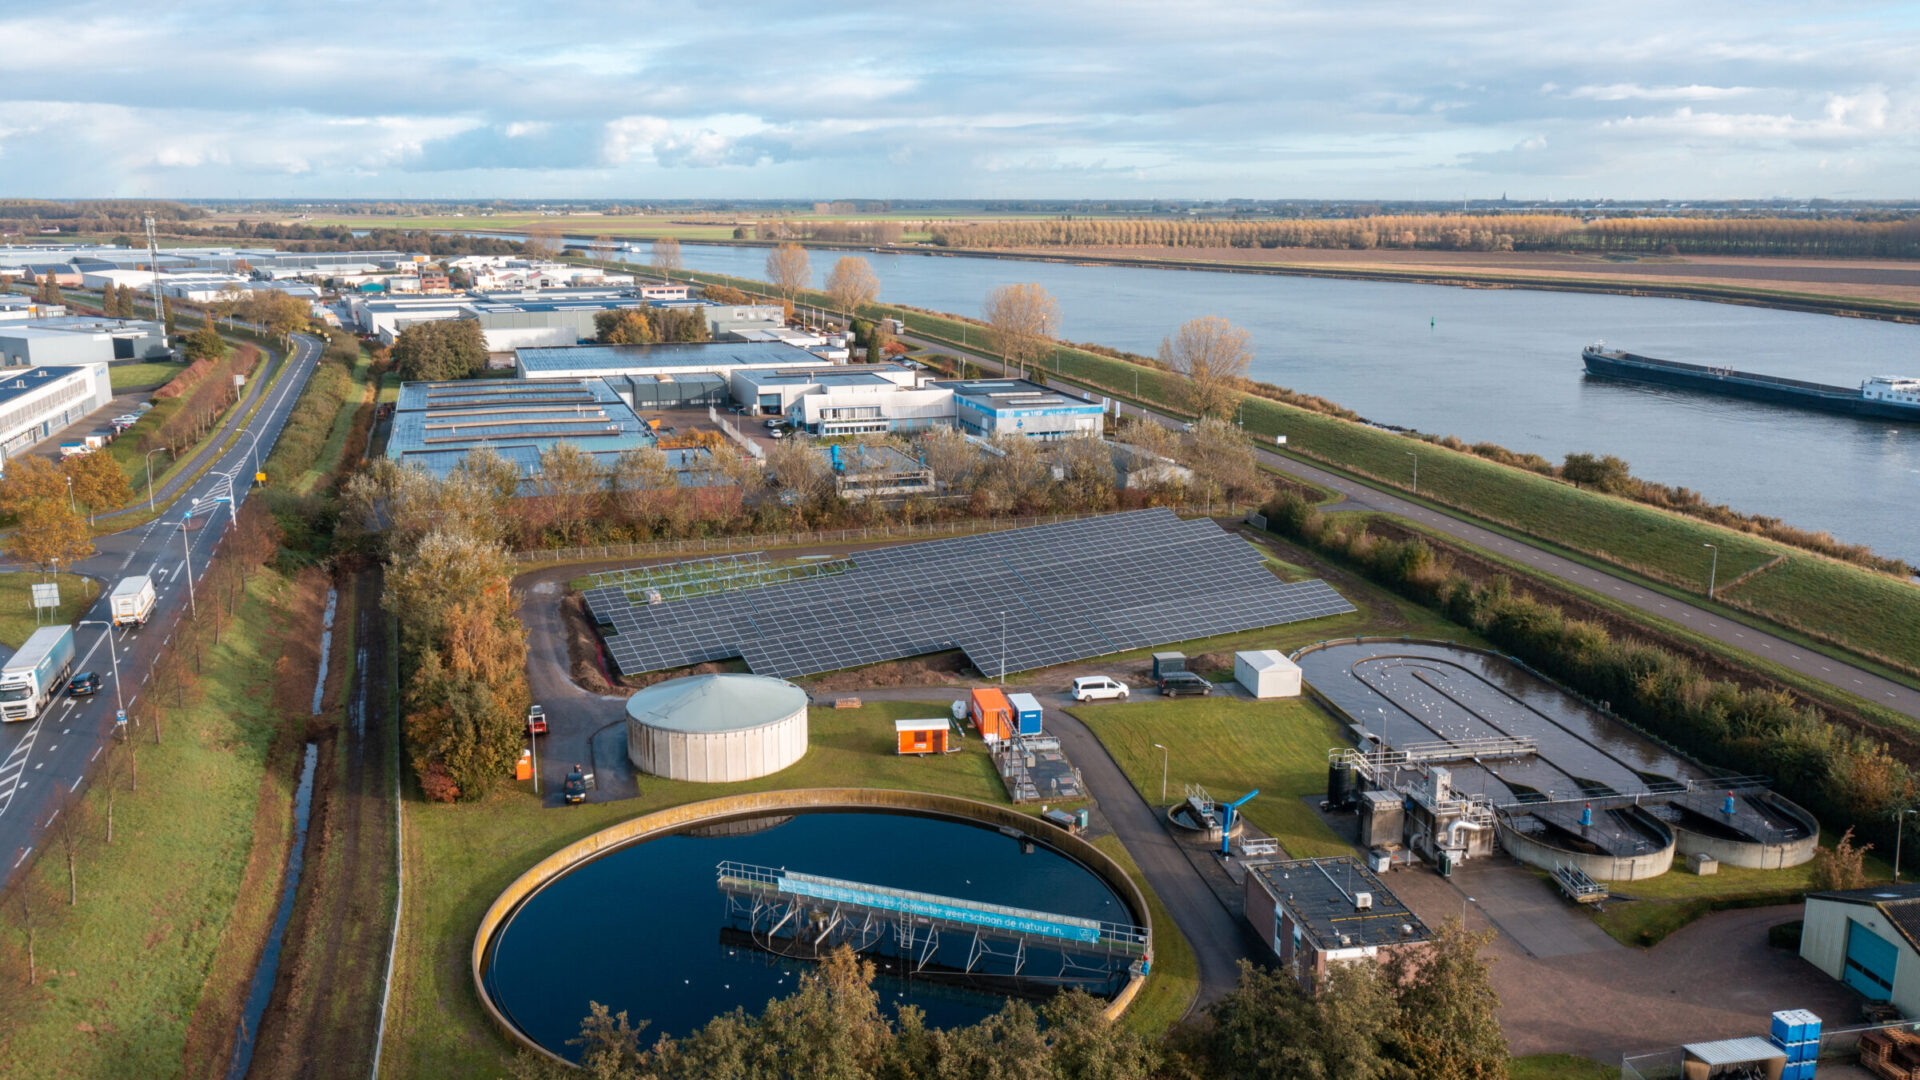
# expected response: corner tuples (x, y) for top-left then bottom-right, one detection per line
(1581, 344), (1920, 421)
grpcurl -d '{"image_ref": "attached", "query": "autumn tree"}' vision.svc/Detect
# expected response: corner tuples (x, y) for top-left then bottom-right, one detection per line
(824, 256), (880, 318)
(765, 243), (811, 306)
(8, 498), (93, 574)
(526, 443), (604, 545)
(593, 309), (655, 345)
(522, 222), (564, 259)
(982, 283), (1060, 379)
(765, 434), (831, 503)
(1183, 959), (1401, 1080)
(183, 311), (227, 362)
(64, 448), (132, 523)
(589, 235), (618, 271)
(390, 318), (487, 381)
(1159, 315), (1252, 419)
(0, 455), (69, 515)
(36, 270), (61, 305)
(652, 307), (711, 343)
(1810, 826), (1872, 892)
(609, 446), (676, 523)
(651, 237), (683, 275)
(1382, 919), (1509, 1078)
(914, 426), (980, 492)
(1048, 435), (1118, 511)
(1183, 417), (1267, 510)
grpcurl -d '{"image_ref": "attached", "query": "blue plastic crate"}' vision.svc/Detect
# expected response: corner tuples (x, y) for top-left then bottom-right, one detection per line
(1772, 1011), (1798, 1044)
(1793, 1039), (1819, 1064)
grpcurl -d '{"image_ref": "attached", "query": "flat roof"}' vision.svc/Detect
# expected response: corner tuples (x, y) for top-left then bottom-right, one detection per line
(739, 368), (896, 389)
(518, 340), (829, 373)
(1683, 1038), (1785, 1065)
(625, 673), (807, 734)
(1247, 856), (1430, 952)
(389, 377), (654, 459)
(0, 366), (89, 405)
(939, 378), (1101, 411)
(895, 717), (950, 732)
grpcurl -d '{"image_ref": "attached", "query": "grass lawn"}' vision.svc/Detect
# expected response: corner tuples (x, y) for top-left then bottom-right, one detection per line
(0, 573), (99, 649)
(1591, 839), (1894, 947)
(1089, 834), (1199, 1036)
(1070, 697), (1353, 860)
(0, 570), (301, 1077)
(386, 700), (1124, 1078)
(107, 362), (183, 393)
(294, 350), (374, 496)
(1723, 556), (1920, 677)
(1510, 1053), (1614, 1080)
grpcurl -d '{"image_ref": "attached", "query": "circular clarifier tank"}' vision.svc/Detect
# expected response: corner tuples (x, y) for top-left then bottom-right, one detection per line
(477, 798), (1145, 1063)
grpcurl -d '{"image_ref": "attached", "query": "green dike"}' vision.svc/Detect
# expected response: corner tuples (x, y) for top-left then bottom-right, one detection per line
(663, 264), (1920, 680)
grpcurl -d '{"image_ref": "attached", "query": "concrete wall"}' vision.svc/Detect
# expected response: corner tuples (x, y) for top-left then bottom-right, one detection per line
(1496, 814), (1676, 882)
(1800, 897), (1920, 1016)
(1672, 794), (1820, 870)
(471, 788), (1155, 1066)
(628, 708), (808, 783)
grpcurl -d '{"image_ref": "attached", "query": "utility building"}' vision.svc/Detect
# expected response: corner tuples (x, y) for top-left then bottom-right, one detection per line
(1799, 882), (1920, 1011)
(941, 379), (1105, 441)
(0, 364), (113, 464)
(1243, 856), (1430, 986)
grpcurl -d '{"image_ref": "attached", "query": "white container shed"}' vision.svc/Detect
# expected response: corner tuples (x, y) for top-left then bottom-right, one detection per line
(1234, 650), (1302, 699)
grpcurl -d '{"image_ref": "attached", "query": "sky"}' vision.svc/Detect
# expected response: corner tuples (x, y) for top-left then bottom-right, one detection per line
(4, 0), (1918, 201)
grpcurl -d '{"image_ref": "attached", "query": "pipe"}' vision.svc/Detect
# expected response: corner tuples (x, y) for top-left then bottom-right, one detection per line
(1444, 818), (1487, 855)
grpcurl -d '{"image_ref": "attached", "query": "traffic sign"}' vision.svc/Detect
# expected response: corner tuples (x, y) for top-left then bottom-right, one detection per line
(30, 583), (59, 609)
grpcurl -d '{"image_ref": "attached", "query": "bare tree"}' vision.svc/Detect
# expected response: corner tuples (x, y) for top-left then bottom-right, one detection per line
(765, 243), (811, 307)
(981, 283), (1060, 380)
(1159, 315), (1253, 419)
(824, 256), (880, 318)
(914, 427), (980, 492)
(53, 788), (80, 906)
(522, 222), (564, 259)
(765, 435), (831, 501)
(1114, 415), (1181, 463)
(1183, 417), (1268, 512)
(589, 235), (618, 272)
(651, 237), (683, 276)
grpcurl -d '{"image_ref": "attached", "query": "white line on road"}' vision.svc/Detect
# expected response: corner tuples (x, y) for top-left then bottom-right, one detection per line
(12, 847), (29, 868)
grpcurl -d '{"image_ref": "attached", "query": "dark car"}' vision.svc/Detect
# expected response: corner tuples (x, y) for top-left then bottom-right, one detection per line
(68, 671), (100, 697)
(1158, 671), (1213, 698)
(562, 767), (588, 805)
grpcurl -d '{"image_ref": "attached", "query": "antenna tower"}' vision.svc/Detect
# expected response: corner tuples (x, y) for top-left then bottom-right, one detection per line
(144, 213), (167, 341)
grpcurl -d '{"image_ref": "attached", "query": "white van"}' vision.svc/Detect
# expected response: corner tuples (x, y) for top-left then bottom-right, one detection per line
(1070, 675), (1130, 702)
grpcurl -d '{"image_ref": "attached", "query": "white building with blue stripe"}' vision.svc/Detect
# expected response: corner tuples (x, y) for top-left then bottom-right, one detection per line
(939, 379), (1105, 441)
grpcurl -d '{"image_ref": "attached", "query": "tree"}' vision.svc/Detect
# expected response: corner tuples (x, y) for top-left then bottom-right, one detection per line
(982, 283), (1060, 379)
(653, 307), (710, 343)
(589, 235), (618, 272)
(765, 243), (811, 306)
(1810, 825), (1872, 892)
(824, 256), (880, 318)
(527, 443), (604, 545)
(1050, 435), (1118, 511)
(100, 283), (122, 318)
(1159, 315), (1252, 419)
(0, 454), (68, 516)
(8, 498), (93, 575)
(183, 311), (228, 362)
(651, 237), (683, 275)
(1382, 919), (1509, 1079)
(214, 283), (249, 328)
(64, 447), (132, 524)
(593, 309), (655, 345)
(1190, 959), (1400, 1080)
(1184, 417), (1267, 510)
(36, 270), (62, 305)
(390, 319), (487, 381)
(609, 446), (676, 523)
(252, 290), (310, 342)
(523, 222), (564, 259)
(1561, 452), (1636, 495)
(914, 426), (980, 492)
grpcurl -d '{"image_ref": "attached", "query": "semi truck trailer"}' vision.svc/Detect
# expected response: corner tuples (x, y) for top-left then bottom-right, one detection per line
(0, 625), (76, 721)
(110, 575), (157, 627)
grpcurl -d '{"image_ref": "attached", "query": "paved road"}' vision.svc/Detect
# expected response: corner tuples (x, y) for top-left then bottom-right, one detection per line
(0, 333), (323, 889)
(905, 333), (1920, 722)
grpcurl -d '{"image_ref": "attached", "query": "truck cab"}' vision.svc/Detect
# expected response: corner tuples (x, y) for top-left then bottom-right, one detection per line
(526, 705), (547, 736)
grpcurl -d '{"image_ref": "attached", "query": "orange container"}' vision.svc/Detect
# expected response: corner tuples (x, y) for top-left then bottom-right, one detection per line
(515, 750), (533, 781)
(968, 688), (1014, 743)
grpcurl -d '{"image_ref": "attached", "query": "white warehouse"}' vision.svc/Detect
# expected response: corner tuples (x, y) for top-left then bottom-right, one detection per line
(0, 364), (113, 465)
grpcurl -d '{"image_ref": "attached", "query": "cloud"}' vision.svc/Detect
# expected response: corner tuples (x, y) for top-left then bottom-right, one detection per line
(1566, 84), (1758, 102)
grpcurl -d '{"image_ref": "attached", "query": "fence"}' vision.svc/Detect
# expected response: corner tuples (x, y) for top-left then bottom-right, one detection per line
(708, 405), (764, 459)
(507, 507), (1208, 565)
(1621, 1018), (1920, 1078)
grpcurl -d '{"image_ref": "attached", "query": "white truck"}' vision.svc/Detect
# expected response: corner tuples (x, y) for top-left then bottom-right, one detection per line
(0, 625), (76, 722)
(110, 575), (157, 627)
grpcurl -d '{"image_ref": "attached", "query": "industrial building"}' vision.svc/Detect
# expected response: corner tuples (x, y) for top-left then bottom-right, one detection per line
(385, 378), (656, 478)
(730, 363), (936, 426)
(1799, 882), (1920, 1012)
(1233, 650), (1302, 698)
(460, 298), (643, 352)
(0, 295), (67, 322)
(651, 299), (785, 339)
(942, 379), (1106, 441)
(0, 364), (114, 465)
(818, 443), (936, 500)
(1109, 442), (1193, 489)
(624, 673), (809, 782)
(515, 340), (835, 381)
(0, 318), (169, 366)
(1243, 856), (1430, 985)
(350, 295), (473, 342)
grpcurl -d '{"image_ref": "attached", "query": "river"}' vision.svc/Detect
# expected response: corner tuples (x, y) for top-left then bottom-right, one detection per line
(653, 242), (1920, 565)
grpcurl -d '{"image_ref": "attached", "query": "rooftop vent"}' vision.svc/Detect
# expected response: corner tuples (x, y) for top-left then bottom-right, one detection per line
(1354, 891), (1374, 911)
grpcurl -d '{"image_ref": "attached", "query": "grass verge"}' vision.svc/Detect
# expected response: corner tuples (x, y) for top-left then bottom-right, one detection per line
(0, 570), (302, 1077)
(1509, 1053), (1615, 1080)
(107, 363), (183, 393)
(0, 573), (99, 649)
(1089, 834), (1198, 1036)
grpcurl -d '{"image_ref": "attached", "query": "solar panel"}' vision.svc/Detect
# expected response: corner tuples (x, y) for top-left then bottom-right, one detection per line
(586, 508), (1356, 680)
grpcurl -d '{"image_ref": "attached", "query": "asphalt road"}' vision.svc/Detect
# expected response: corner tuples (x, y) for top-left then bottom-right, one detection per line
(0, 333), (323, 889)
(904, 333), (1920, 723)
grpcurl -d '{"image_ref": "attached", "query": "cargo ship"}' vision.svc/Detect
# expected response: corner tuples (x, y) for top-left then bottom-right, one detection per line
(1582, 344), (1920, 421)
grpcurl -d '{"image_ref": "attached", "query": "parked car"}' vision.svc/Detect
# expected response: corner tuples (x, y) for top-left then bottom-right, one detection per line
(768, 426), (788, 439)
(1158, 671), (1213, 698)
(113, 414), (140, 426)
(562, 766), (588, 805)
(762, 417), (784, 429)
(526, 704), (548, 736)
(68, 671), (100, 697)
(1070, 675), (1130, 702)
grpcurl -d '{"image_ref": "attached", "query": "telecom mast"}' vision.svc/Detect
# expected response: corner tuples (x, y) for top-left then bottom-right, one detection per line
(143, 213), (167, 343)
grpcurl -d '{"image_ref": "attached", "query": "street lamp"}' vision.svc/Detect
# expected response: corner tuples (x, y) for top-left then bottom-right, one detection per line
(1152, 743), (1168, 805)
(67, 474), (75, 513)
(181, 497), (200, 617)
(1405, 452), (1418, 495)
(1702, 543), (1719, 599)
(78, 620), (125, 720)
(145, 448), (170, 512)
(1897, 809), (1917, 881)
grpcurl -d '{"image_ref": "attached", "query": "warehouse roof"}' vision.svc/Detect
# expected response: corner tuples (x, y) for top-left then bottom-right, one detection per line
(1246, 856), (1429, 952)
(518, 340), (829, 374)
(940, 379), (1102, 412)
(0, 366), (88, 404)
(388, 377), (654, 463)
(625, 674), (808, 734)
(737, 366), (906, 389)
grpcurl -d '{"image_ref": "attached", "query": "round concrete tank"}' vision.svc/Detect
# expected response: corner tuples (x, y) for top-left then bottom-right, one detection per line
(625, 674), (809, 782)
(1496, 804), (1676, 882)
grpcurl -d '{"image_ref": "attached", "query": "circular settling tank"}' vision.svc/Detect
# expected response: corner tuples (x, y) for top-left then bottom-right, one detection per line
(626, 673), (808, 782)
(481, 806), (1136, 1062)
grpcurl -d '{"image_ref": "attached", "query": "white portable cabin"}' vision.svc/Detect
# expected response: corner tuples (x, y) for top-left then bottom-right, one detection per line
(1234, 650), (1302, 699)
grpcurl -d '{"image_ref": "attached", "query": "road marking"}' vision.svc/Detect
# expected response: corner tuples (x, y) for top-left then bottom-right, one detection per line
(69, 777), (80, 792)
(89, 747), (100, 762)
(12, 847), (28, 868)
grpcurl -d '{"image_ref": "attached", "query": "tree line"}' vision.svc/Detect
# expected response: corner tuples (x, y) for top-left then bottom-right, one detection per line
(505, 926), (1506, 1080)
(1262, 490), (1916, 852)
(928, 213), (1920, 259)
(146, 344), (262, 455)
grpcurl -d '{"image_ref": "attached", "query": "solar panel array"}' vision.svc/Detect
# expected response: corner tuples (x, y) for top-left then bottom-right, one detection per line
(583, 509), (1355, 681)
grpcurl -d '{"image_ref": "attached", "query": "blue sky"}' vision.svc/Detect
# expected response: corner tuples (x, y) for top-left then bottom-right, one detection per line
(5, 0), (1918, 200)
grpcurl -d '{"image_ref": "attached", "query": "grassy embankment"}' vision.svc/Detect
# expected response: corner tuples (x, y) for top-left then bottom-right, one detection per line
(383, 700), (1207, 1077)
(0, 570), (305, 1078)
(0, 573), (99, 650)
(1589, 845), (1895, 948)
(666, 264), (1920, 686)
(107, 362), (183, 393)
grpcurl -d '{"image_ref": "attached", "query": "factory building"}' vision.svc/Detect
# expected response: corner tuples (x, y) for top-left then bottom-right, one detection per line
(0, 295), (67, 322)
(514, 340), (834, 381)
(1243, 856), (1430, 986)
(385, 378), (655, 477)
(460, 298), (644, 352)
(0, 318), (169, 366)
(819, 443), (936, 500)
(350, 296), (473, 343)
(731, 364), (953, 434)
(0, 364), (114, 465)
(650, 299), (786, 339)
(942, 379), (1106, 441)
(1799, 882), (1920, 1013)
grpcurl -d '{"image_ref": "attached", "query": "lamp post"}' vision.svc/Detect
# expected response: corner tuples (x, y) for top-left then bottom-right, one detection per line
(78, 620), (124, 720)
(145, 448), (169, 512)
(1702, 543), (1719, 599)
(999, 611), (1007, 684)
(1405, 452), (1418, 495)
(67, 474), (75, 513)
(1153, 743), (1168, 805)
(1898, 809), (1917, 881)
(181, 498), (200, 617)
